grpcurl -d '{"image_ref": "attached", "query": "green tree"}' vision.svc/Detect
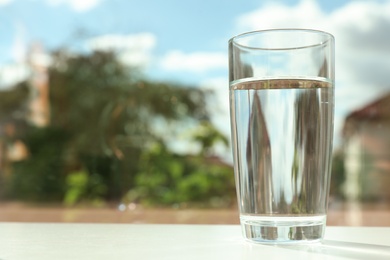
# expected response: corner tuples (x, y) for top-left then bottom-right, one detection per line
(8, 126), (69, 201)
(0, 82), (30, 120)
(46, 50), (216, 202)
(2, 49), (234, 206)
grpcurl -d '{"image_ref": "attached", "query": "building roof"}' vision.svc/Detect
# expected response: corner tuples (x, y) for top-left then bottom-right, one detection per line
(346, 92), (390, 121)
(342, 92), (390, 137)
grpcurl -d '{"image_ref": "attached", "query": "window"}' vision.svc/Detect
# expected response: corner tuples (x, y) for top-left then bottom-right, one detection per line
(0, 0), (389, 226)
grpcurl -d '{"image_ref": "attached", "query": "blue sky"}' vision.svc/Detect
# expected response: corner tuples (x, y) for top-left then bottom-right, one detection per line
(0, 0), (348, 54)
(1, 0), (390, 155)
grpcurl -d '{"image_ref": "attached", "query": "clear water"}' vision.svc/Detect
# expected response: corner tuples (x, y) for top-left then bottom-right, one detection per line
(229, 78), (334, 243)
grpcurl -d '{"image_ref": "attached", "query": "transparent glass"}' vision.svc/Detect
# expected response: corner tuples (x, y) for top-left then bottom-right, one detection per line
(229, 29), (335, 243)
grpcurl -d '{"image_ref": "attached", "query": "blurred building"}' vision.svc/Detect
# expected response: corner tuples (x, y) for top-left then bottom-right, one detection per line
(342, 93), (390, 201)
(27, 42), (51, 127)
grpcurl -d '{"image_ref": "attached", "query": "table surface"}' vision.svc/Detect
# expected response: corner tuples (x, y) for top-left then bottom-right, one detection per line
(0, 223), (389, 260)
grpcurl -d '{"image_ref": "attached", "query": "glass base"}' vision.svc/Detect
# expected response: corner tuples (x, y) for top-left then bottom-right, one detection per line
(240, 215), (326, 244)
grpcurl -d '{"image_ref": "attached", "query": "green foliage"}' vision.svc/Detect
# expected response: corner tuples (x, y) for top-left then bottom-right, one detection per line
(79, 154), (122, 200)
(191, 121), (229, 156)
(7, 126), (69, 201)
(63, 170), (89, 206)
(124, 142), (235, 208)
(0, 81), (30, 119)
(63, 169), (107, 206)
(330, 150), (346, 199)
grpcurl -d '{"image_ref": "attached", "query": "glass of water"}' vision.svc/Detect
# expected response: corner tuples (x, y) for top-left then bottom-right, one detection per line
(229, 29), (335, 243)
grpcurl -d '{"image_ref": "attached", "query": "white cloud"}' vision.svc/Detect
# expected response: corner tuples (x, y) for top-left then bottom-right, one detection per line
(87, 33), (156, 51)
(86, 33), (157, 67)
(0, 23), (30, 89)
(47, 0), (101, 12)
(234, 0), (390, 144)
(237, 0), (325, 31)
(11, 23), (27, 63)
(0, 63), (30, 90)
(0, 0), (13, 5)
(160, 51), (227, 73)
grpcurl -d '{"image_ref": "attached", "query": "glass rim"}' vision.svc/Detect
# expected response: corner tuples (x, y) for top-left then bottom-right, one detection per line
(229, 28), (335, 51)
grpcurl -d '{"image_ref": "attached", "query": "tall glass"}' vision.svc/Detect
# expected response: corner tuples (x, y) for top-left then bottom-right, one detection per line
(229, 29), (335, 243)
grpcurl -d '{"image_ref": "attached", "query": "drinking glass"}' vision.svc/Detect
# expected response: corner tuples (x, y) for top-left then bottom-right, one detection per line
(229, 29), (335, 243)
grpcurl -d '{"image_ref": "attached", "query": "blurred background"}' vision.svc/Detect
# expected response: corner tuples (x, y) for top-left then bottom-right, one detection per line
(0, 0), (389, 226)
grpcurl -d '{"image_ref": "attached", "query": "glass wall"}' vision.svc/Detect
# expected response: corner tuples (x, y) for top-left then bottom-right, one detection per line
(0, 0), (389, 226)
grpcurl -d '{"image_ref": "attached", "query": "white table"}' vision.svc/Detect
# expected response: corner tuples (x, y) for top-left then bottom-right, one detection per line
(0, 223), (389, 259)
